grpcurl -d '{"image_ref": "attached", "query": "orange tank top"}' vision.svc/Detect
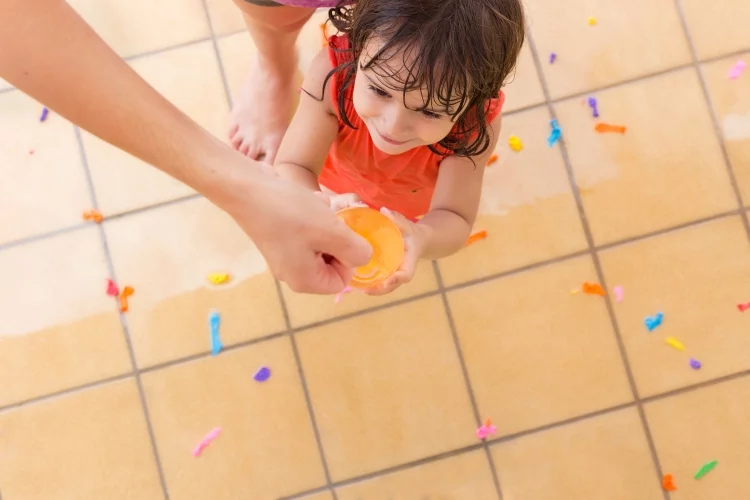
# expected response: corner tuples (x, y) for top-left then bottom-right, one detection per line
(319, 35), (505, 220)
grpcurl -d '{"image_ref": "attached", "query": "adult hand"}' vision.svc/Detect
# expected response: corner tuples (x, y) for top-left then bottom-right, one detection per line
(220, 168), (372, 294)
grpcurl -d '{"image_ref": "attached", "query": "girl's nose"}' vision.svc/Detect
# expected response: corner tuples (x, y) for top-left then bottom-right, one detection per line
(381, 105), (412, 137)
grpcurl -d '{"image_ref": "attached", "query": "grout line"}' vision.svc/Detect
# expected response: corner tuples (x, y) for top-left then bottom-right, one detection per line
(140, 330), (288, 374)
(279, 442), (486, 500)
(281, 400), (637, 500)
(216, 28), (248, 40)
(0, 328), (286, 415)
(442, 250), (589, 294)
(595, 210), (739, 252)
(0, 372), (134, 415)
(699, 45), (750, 65)
(199, 0), (235, 109)
(292, 289), (440, 332)
(101, 193), (202, 222)
(73, 126), (171, 500)
(273, 280), (339, 500)
(0, 222), (89, 252)
(123, 37), (213, 63)
(672, 0), (750, 242)
(432, 262), (504, 500)
(485, 402), (636, 448)
(525, 30), (670, 500)
(641, 367), (750, 404)
(529, 44), (750, 106)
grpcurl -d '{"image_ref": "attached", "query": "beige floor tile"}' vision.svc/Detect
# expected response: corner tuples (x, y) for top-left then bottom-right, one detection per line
(281, 262), (438, 328)
(0, 229), (131, 407)
(299, 492), (334, 500)
(599, 216), (750, 397)
(296, 297), (477, 480)
(646, 376), (750, 498)
(0, 91), (92, 244)
(703, 51), (750, 205)
(526, 0), (691, 98)
(206, 0), (245, 36)
(492, 407), (663, 500)
(438, 106), (587, 287)
(503, 43), (545, 113)
(83, 42), (228, 216)
(0, 379), (163, 499)
(141, 337), (326, 500)
(105, 197), (285, 368)
(69, 0), (210, 58)
(336, 450), (497, 500)
(557, 68), (736, 245)
(448, 256), (633, 435)
(681, 0), (750, 60)
(217, 32), (258, 105)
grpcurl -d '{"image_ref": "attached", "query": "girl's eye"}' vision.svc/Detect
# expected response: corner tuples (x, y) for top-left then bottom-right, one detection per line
(368, 85), (390, 98)
(421, 110), (442, 120)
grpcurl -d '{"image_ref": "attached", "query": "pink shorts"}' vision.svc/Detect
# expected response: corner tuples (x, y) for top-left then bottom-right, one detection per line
(244, 0), (340, 6)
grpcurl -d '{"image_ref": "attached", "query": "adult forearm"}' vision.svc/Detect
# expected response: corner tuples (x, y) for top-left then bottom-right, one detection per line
(0, 0), (252, 204)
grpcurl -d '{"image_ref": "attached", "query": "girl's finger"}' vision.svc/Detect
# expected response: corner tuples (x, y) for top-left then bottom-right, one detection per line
(380, 207), (412, 234)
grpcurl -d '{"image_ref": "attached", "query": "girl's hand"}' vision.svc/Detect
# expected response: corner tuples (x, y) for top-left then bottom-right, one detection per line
(364, 207), (426, 296)
(314, 191), (368, 213)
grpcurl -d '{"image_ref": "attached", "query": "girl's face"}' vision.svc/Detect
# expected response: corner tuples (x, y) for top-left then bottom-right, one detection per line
(352, 38), (465, 155)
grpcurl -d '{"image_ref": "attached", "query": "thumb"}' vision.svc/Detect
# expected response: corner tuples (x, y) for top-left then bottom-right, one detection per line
(319, 221), (373, 269)
(380, 207), (411, 234)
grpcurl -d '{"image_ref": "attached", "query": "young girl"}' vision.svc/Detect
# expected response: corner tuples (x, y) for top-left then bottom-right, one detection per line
(274, 0), (525, 295)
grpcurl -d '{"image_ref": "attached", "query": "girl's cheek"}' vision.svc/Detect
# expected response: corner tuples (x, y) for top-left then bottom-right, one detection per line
(352, 91), (378, 120)
(423, 121), (456, 144)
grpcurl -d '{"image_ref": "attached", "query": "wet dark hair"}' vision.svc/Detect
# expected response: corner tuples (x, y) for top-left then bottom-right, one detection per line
(321, 0), (525, 158)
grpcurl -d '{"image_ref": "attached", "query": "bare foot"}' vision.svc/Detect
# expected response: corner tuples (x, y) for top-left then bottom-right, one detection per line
(229, 56), (299, 164)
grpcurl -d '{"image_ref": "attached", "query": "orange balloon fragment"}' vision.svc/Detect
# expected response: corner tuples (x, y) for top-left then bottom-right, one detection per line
(582, 282), (606, 296)
(595, 123), (627, 134)
(465, 230), (488, 247)
(82, 209), (103, 224)
(119, 286), (135, 313)
(662, 474), (677, 491)
(486, 154), (498, 167)
(484, 417), (493, 427)
(336, 207), (404, 290)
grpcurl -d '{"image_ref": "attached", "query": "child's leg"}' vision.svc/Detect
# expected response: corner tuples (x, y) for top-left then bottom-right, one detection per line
(228, 0), (316, 164)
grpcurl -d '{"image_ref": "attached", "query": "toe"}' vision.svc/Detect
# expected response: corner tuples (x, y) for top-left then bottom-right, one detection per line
(264, 144), (279, 165)
(228, 123), (239, 140)
(247, 144), (261, 160)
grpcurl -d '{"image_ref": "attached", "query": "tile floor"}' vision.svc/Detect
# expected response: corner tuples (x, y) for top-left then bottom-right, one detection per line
(1, 0), (750, 498)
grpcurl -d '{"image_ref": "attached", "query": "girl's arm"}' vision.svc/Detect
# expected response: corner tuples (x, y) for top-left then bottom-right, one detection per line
(274, 48), (339, 190)
(415, 114), (503, 260)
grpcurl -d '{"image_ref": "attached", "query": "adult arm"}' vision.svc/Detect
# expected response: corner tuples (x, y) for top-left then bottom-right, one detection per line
(0, 0), (370, 293)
